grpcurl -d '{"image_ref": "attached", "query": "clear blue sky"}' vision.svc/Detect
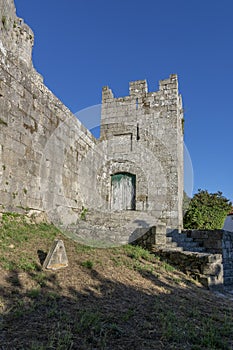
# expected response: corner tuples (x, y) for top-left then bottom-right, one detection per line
(15, 0), (233, 202)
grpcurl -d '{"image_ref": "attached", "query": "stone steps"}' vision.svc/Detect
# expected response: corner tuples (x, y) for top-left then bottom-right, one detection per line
(164, 231), (206, 253)
(63, 209), (206, 253)
(63, 210), (160, 247)
(153, 246), (184, 252)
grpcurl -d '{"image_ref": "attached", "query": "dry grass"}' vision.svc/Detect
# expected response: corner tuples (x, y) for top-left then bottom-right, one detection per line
(0, 213), (233, 349)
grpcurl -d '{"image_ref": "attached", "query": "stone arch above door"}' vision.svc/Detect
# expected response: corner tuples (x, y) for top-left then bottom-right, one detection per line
(96, 159), (148, 210)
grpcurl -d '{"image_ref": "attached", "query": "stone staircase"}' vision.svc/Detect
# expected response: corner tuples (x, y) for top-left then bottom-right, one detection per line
(62, 209), (160, 248)
(156, 230), (206, 253)
(60, 212), (225, 289)
(61, 209), (207, 252)
(153, 230), (224, 290)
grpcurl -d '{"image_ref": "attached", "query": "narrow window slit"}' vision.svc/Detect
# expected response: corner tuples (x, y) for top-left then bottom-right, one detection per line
(137, 123), (140, 141)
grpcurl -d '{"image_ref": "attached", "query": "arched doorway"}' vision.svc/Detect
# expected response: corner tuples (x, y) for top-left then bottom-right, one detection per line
(111, 173), (136, 211)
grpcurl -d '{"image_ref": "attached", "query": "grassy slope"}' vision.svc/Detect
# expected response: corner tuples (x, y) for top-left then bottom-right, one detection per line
(0, 213), (233, 350)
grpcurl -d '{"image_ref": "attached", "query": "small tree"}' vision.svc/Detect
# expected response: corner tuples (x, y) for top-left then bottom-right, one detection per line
(183, 189), (232, 230)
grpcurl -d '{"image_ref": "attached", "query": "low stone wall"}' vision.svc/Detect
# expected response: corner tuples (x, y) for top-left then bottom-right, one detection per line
(222, 231), (233, 285)
(156, 250), (223, 289)
(186, 229), (233, 286)
(134, 227), (232, 289)
(185, 230), (223, 253)
(131, 223), (166, 250)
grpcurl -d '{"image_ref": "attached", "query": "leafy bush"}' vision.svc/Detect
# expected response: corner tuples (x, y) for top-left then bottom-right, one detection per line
(184, 190), (232, 229)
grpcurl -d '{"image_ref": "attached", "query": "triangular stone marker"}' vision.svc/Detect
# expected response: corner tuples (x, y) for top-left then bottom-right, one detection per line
(43, 239), (68, 270)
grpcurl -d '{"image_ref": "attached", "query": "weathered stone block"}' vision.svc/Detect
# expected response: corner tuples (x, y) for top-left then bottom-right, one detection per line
(43, 239), (68, 270)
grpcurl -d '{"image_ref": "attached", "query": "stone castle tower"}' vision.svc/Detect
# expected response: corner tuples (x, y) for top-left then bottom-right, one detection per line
(99, 77), (184, 229)
(0, 0), (184, 234)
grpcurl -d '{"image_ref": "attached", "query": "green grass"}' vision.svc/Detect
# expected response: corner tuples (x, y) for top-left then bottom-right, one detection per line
(74, 310), (123, 348)
(32, 272), (47, 287)
(161, 261), (176, 272)
(27, 288), (41, 299)
(80, 206), (88, 221)
(121, 308), (135, 322)
(81, 260), (94, 269)
(0, 256), (16, 270)
(0, 213), (58, 245)
(0, 212), (59, 271)
(0, 255), (38, 272)
(122, 244), (154, 261)
(75, 243), (94, 253)
(109, 244), (161, 274)
(29, 324), (74, 350)
(76, 310), (102, 332)
(0, 212), (233, 349)
(153, 302), (233, 349)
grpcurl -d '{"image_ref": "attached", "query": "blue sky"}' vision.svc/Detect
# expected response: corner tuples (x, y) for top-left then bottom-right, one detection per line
(15, 0), (233, 202)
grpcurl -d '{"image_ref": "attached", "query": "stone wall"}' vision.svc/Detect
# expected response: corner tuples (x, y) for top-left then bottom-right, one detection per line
(131, 223), (167, 250)
(131, 225), (225, 289)
(186, 230), (223, 253)
(0, 0), (184, 236)
(186, 230), (233, 286)
(222, 231), (233, 285)
(0, 0), (96, 226)
(134, 227), (233, 289)
(157, 249), (223, 289)
(0, 0), (33, 68)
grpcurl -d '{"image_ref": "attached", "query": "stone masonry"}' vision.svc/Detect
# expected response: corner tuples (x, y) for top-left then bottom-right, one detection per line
(1, 1), (233, 289)
(186, 229), (233, 286)
(100, 76), (184, 230)
(0, 0), (96, 226)
(0, 0), (184, 233)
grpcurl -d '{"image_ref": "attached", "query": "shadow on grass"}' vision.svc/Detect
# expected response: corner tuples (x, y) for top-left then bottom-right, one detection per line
(37, 249), (47, 265)
(0, 261), (233, 350)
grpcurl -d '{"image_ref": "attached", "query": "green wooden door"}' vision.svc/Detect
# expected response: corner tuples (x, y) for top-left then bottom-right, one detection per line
(111, 173), (136, 210)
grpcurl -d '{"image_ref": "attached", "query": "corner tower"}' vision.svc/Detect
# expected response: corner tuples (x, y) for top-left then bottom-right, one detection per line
(100, 74), (184, 230)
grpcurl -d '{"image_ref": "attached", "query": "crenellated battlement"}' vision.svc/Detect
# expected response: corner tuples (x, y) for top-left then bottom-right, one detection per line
(129, 80), (148, 96)
(101, 74), (183, 129)
(102, 74), (179, 102)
